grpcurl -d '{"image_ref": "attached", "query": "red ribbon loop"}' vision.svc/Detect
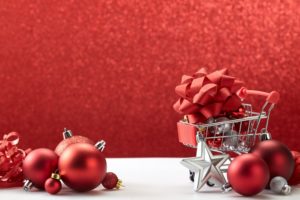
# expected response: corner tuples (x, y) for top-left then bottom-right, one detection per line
(173, 68), (244, 123)
(0, 132), (30, 188)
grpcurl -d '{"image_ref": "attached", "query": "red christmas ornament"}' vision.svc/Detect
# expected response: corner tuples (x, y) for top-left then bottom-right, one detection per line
(228, 154), (269, 196)
(251, 140), (295, 181)
(23, 148), (58, 190)
(288, 151), (300, 185)
(102, 172), (122, 190)
(45, 173), (62, 194)
(58, 143), (107, 192)
(54, 129), (94, 156)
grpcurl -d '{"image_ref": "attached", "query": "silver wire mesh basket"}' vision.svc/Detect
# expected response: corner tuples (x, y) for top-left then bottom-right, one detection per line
(177, 88), (280, 155)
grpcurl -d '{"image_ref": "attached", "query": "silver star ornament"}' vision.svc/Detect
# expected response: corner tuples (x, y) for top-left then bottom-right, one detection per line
(181, 141), (229, 191)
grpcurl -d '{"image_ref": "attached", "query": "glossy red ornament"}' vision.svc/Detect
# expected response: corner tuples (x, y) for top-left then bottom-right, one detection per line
(55, 135), (93, 156)
(58, 143), (107, 192)
(45, 177), (62, 194)
(23, 148), (58, 189)
(251, 140), (295, 181)
(288, 151), (300, 185)
(228, 154), (269, 196)
(102, 172), (121, 190)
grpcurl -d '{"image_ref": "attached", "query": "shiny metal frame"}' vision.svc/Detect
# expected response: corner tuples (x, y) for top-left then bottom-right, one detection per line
(179, 101), (275, 154)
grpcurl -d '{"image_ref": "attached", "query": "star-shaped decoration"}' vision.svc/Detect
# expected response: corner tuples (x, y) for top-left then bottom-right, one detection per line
(181, 141), (229, 191)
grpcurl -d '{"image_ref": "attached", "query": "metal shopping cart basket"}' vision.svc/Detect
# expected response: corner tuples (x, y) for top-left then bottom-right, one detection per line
(177, 87), (280, 187)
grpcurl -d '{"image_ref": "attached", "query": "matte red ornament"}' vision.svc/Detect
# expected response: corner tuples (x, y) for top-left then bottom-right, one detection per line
(228, 154), (269, 196)
(102, 172), (121, 190)
(58, 143), (107, 192)
(22, 148), (58, 189)
(251, 140), (295, 181)
(45, 177), (62, 194)
(55, 135), (93, 156)
(288, 151), (300, 185)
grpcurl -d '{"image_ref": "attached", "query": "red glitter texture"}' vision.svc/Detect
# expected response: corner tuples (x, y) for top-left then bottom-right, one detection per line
(0, 0), (300, 157)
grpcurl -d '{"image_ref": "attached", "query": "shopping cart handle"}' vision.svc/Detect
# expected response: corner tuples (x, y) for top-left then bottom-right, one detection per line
(237, 87), (280, 104)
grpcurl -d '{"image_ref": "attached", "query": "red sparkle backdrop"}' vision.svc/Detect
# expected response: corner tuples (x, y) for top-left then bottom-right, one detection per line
(0, 0), (300, 157)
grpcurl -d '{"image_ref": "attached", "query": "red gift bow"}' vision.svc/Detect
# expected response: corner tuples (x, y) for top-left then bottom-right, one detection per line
(0, 132), (31, 188)
(173, 68), (244, 123)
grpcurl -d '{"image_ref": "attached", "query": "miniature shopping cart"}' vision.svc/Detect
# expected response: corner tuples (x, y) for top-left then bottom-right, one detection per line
(177, 87), (280, 184)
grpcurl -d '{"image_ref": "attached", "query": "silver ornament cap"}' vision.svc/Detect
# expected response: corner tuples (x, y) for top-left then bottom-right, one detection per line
(23, 179), (33, 192)
(62, 128), (73, 139)
(222, 182), (232, 192)
(270, 176), (291, 195)
(95, 140), (106, 152)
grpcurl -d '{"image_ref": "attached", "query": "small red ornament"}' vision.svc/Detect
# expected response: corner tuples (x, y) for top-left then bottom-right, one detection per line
(228, 154), (269, 196)
(251, 140), (295, 181)
(288, 151), (300, 185)
(102, 172), (122, 190)
(23, 148), (58, 189)
(45, 173), (62, 194)
(59, 143), (107, 192)
(54, 129), (93, 156)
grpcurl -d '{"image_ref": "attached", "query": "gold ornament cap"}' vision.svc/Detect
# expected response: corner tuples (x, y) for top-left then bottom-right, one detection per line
(51, 173), (61, 180)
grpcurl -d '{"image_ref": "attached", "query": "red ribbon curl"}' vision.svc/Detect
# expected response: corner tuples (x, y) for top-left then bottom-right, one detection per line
(0, 132), (31, 188)
(173, 68), (244, 123)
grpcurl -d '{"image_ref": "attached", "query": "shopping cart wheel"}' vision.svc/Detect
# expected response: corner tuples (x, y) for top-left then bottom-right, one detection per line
(207, 180), (215, 187)
(189, 171), (215, 186)
(189, 170), (195, 182)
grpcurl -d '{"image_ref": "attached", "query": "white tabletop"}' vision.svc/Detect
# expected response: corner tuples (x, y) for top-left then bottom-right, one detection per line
(1, 158), (299, 200)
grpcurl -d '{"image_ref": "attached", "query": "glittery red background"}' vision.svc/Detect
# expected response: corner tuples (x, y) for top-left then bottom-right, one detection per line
(0, 0), (300, 157)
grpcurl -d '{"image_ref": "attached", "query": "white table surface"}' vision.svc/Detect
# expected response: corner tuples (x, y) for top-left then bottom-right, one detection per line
(0, 158), (299, 200)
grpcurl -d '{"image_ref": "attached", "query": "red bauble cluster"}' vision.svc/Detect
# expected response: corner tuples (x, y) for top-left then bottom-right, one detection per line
(22, 130), (120, 195)
(228, 140), (295, 196)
